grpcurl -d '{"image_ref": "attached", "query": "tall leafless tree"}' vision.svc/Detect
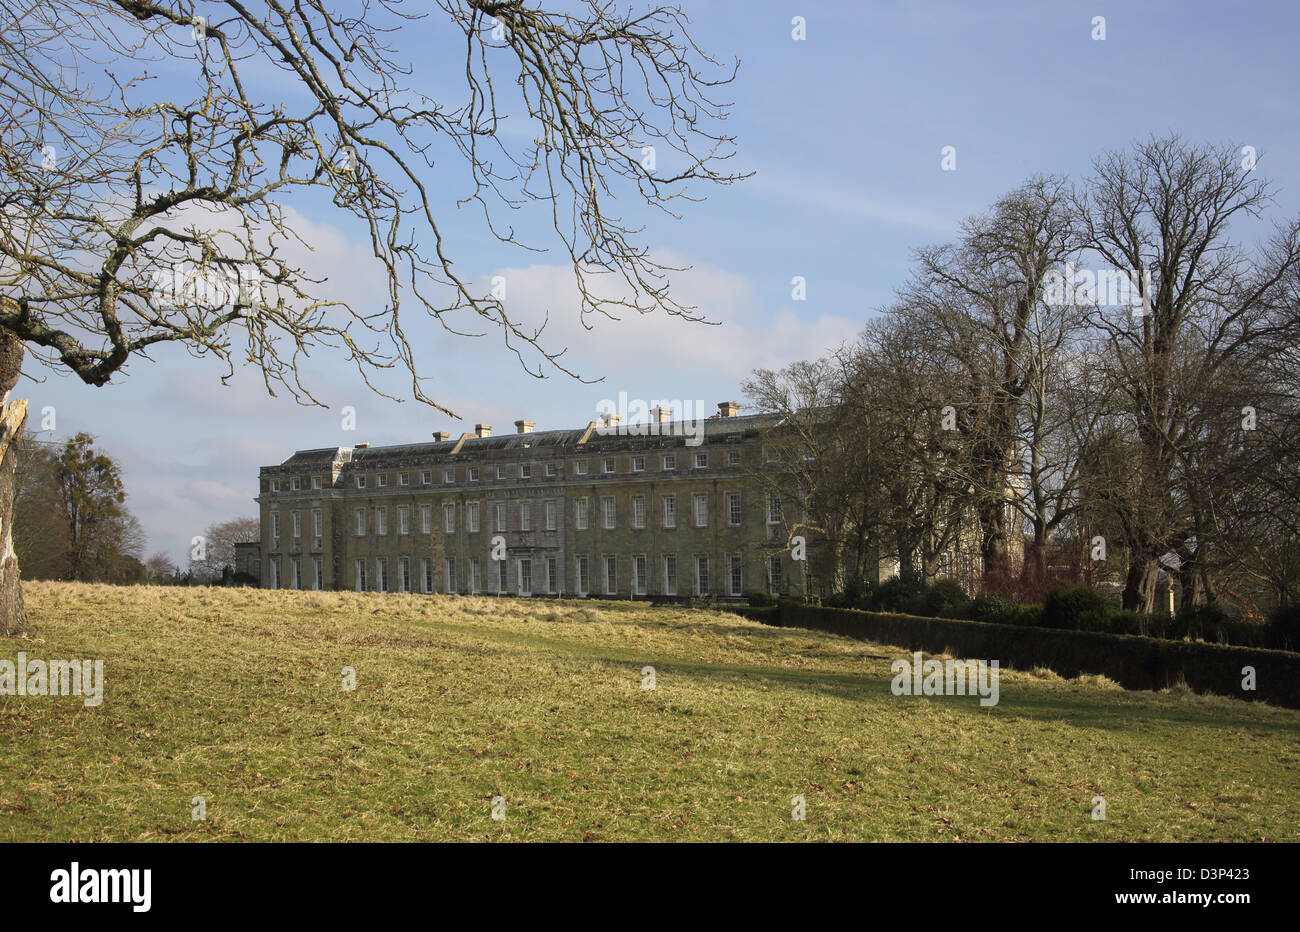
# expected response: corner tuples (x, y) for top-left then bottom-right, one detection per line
(900, 175), (1082, 584)
(1075, 135), (1300, 610)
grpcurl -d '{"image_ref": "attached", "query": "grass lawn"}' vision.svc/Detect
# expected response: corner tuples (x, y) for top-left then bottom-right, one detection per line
(2, 581), (1297, 842)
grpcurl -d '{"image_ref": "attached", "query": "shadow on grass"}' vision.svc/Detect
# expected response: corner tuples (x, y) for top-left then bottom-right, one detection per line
(406, 617), (1300, 737)
(647, 654), (1300, 737)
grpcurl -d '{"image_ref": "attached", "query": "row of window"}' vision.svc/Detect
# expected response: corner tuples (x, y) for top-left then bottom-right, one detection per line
(269, 509), (324, 539)
(267, 555), (327, 591)
(270, 494), (784, 543)
(270, 475), (327, 492)
(266, 553), (786, 598)
(272, 493), (782, 541)
(267, 449), (744, 493)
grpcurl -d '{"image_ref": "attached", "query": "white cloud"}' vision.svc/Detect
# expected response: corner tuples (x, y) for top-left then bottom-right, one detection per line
(462, 249), (861, 388)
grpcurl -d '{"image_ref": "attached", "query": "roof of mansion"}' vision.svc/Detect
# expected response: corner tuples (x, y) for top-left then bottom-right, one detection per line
(263, 410), (783, 473)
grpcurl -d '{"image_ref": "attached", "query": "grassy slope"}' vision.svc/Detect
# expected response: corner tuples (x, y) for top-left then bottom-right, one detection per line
(1, 581), (1297, 842)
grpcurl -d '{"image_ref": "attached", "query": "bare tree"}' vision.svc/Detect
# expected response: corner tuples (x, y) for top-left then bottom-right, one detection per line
(855, 315), (972, 582)
(1201, 262), (1300, 610)
(900, 175), (1082, 584)
(0, 0), (746, 632)
(1013, 338), (1113, 598)
(1075, 135), (1300, 610)
(145, 551), (178, 582)
(190, 515), (259, 581)
(742, 358), (846, 595)
(102, 511), (147, 582)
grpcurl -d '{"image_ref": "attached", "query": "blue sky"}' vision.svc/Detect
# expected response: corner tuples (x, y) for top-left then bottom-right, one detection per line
(20, 0), (1300, 565)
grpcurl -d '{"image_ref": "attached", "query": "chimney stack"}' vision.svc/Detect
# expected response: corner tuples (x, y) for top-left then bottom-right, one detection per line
(717, 401), (740, 418)
(515, 419), (535, 434)
(651, 406), (672, 423)
(601, 413), (621, 428)
(354, 442), (370, 449)
(432, 431), (450, 442)
(474, 423), (492, 438)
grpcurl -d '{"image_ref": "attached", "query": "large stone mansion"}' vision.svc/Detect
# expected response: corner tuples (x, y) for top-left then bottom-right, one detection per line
(237, 402), (806, 601)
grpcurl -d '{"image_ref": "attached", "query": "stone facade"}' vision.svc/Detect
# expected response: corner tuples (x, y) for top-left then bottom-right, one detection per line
(247, 404), (804, 601)
(233, 541), (261, 580)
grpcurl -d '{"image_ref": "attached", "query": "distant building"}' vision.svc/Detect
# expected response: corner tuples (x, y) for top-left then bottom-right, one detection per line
(244, 403), (805, 601)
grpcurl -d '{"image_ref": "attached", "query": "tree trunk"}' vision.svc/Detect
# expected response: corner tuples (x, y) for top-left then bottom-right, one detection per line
(1178, 561), (1204, 611)
(1122, 553), (1158, 613)
(896, 528), (913, 581)
(979, 497), (1010, 588)
(1022, 532), (1048, 600)
(0, 327), (29, 636)
(921, 543), (940, 582)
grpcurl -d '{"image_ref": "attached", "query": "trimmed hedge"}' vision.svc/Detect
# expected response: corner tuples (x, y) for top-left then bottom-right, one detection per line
(769, 600), (1300, 709)
(826, 580), (1282, 650)
(728, 605), (780, 623)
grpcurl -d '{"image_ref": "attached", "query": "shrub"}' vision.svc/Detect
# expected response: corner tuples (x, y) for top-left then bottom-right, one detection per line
(1268, 603), (1300, 651)
(1074, 608), (1112, 633)
(912, 579), (972, 619)
(1106, 608), (1165, 635)
(1175, 602), (1261, 646)
(1009, 603), (1044, 626)
(1042, 583), (1107, 629)
(871, 574), (930, 613)
(853, 580), (878, 611)
(841, 576), (864, 608)
(747, 591), (778, 607)
(971, 592), (1013, 624)
(970, 592), (1042, 626)
(1179, 601), (1235, 626)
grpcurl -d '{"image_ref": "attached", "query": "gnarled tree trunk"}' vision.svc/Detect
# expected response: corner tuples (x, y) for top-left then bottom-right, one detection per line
(1122, 553), (1159, 613)
(0, 326), (28, 636)
(979, 496), (1011, 587)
